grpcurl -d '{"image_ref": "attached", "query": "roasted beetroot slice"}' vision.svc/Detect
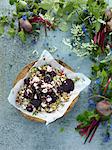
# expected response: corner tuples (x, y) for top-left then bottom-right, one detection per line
(44, 74), (52, 83)
(26, 105), (33, 112)
(24, 77), (30, 86)
(50, 92), (59, 103)
(57, 86), (64, 93)
(24, 90), (34, 99)
(49, 71), (56, 77)
(31, 99), (41, 108)
(62, 79), (74, 93)
(40, 70), (46, 76)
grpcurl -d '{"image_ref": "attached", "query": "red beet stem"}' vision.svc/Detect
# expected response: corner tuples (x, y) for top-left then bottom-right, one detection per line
(29, 16), (53, 28)
(84, 120), (98, 144)
(103, 77), (112, 95)
(88, 121), (100, 143)
(86, 120), (97, 135)
(93, 26), (105, 52)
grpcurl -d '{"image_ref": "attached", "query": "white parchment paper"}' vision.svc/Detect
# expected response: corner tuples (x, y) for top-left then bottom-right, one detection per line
(8, 50), (91, 124)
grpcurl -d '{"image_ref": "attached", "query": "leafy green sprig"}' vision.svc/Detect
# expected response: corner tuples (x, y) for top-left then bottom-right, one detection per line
(0, 0), (109, 44)
(69, 0), (111, 60)
(76, 110), (100, 128)
(2, 0), (85, 41)
(76, 59), (112, 143)
(76, 0), (107, 37)
(92, 60), (112, 99)
(70, 24), (99, 57)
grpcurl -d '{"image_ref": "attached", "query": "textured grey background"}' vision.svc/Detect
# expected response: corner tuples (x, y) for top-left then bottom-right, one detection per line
(0, 0), (112, 150)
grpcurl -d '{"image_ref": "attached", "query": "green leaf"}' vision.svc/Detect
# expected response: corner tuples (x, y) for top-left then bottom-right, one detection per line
(19, 0), (27, 7)
(33, 9), (38, 15)
(18, 30), (26, 43)
(57, 7), (63, 17)
(0, 23), (4, 36)
(8, 28), (16, 37)
(9, 0), (17, 5)
(33, 2), (39, 9)
(17, 12), (24, 19)
(58, 21), (68, 32)
(54, 3), (59, 12)
(77, 114), (86, 122)
(67, 11), (75, 21)
(108, 82), (112, 90)
(100, 55), (112, 63)
(12, 11), (17, 17)
(59, 127), (64, 133)
(92, 64), (99, 72)
(0, 16), (8, 24)
(76, 110), (100, 126)
(16, 1), (27, 13)
(97, 19), (106, 25)
(101, 69), (107, 78)
(94, 21), (101, 32)
(39, 3), (53, 10)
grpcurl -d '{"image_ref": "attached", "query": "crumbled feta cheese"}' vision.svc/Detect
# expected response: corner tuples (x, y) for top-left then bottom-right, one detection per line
(60, 97), (65, 102)
(27, 89), (32, 94)
(51, 81), (55, 86)
(21, 105), (26, 110)
(47, 65), (52, 72)
(34, 94), (38, 99)
(38, 66), (41, 70)
(33, 83), (38, 89)
(56, 80), (61, 86)
(31, 76), (40, 83)
(41, 102), (47, 107)
(52, 88), (57, 93)
(47, 84), (53, 89)
(41, 82), (48, 88)
(46, 96), (52, 102)
(42, 88), (48, 93)
(41, 108), (45, 111)
(19, 96), (24, 99)
(41, 83), (53, 89)
(23, 101), (29, 106)
(61, 78), (65, 82)
(21, 90), (25, 94)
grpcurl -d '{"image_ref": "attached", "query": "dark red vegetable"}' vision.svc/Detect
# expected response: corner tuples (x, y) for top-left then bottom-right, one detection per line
(29, 16), (55, 36)
(76, 119), (100, 144)
(93, 26), (106, 52)
(96, 100), (112, 116)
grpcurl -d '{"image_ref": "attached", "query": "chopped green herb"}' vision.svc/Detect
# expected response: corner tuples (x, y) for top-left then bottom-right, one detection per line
(0, 23), (4, 36)
(8, 27), (16, 37)
(59, 127), (65, 133)
(18, 30), (26, 43)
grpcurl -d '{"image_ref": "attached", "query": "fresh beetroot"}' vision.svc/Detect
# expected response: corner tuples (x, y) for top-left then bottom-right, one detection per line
(96, 100), (112, 116)
(26, 105), (33, 112)
(105, 8), (112, 20)
(19, 18), (32, 32)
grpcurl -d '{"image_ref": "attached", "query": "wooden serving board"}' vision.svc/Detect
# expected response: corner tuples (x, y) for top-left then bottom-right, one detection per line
(13, 60), (79, 123)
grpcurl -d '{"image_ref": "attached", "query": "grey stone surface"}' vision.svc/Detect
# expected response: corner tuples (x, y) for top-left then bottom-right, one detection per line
(0, 1), (112, 150)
